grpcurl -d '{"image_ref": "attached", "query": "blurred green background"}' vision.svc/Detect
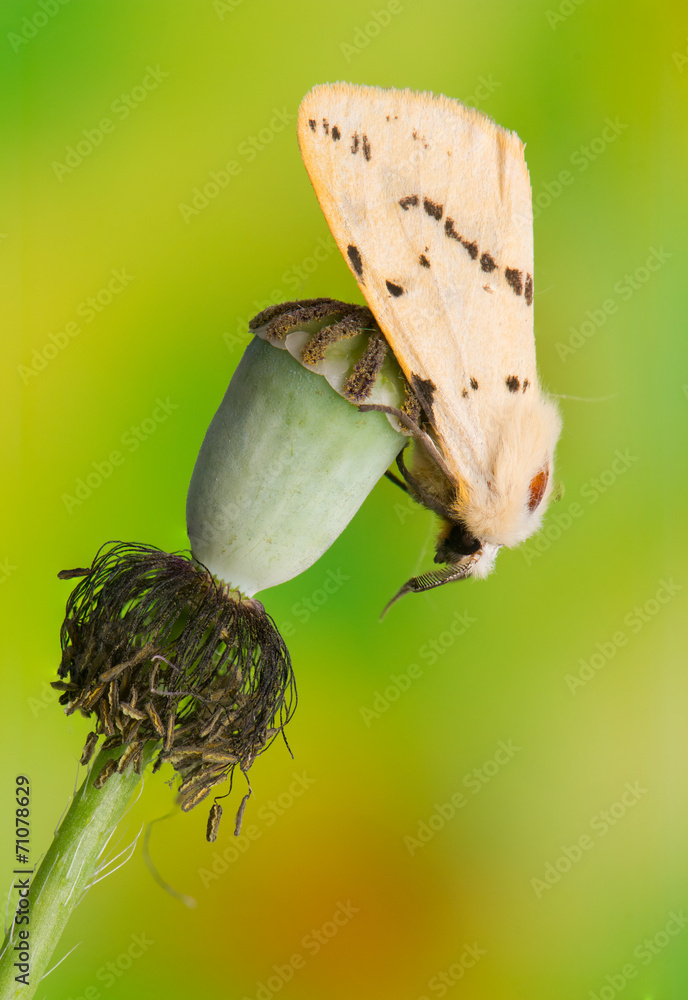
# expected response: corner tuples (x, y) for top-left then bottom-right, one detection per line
(2, 0), (687, 997)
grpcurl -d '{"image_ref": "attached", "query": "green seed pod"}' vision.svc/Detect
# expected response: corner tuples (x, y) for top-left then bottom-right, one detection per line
(186, 332), (406, 595)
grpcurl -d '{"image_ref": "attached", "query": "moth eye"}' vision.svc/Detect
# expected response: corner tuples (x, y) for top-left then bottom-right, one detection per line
(528, 468), (549, 511)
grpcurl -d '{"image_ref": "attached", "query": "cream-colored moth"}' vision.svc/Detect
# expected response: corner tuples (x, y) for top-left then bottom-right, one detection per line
(297, 83), (562, 605)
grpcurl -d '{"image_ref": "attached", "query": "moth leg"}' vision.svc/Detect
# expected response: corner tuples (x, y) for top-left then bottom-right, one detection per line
(342, 331), (388, 402)
(249, 298), (361, 340)
(251, 297), (423, 433)
(358, 403), (456, 484)
(301, 307), (375, 364)
(384, 470), (408, 492)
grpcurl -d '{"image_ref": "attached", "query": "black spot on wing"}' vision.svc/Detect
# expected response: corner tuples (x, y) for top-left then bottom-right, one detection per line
(398, 201), (505, 278)
(410, 374), (436, 421)
(331, 125), (341, 141)
(322, 119), (329, 135)
(505, 375), (520, 392)
(308, 119), (316, 133)
(505, 268), (524, 296)
(444, 218), (478, 259)
(470, 377), (478, 390)
(418, 254), (430, 268)
(522, 379), (530, 392)
(362, 134), (371, 160)
(347, 245), (363, 277)
(524, 273), (534, 306)
(385, 280), (404, 297)
(351, 133), (359, 154)
(444, 218), (461, 240)
(462, 388), (469, 398)
(423, 198), (443, 220)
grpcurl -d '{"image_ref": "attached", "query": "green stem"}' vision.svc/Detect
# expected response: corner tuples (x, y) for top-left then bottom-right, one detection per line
(0, 744), (157, 1000)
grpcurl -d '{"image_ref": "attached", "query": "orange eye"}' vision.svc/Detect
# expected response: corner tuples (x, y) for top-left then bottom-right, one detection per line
(528, 468), (549, 511)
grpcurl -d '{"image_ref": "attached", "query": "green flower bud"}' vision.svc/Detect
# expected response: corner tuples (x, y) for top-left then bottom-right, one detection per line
(186, 331), (406, 595)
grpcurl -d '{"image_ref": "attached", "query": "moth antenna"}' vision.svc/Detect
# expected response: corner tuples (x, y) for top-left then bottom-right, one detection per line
(357, 403), (455, 483)
(380, 558), (479, 619)
(550, 393), (617, 402)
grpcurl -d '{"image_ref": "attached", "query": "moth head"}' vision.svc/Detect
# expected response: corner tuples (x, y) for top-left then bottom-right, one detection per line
(383, 394), (561, 613)
(382, 449), (498, 615)
(450, 393), (562, 549)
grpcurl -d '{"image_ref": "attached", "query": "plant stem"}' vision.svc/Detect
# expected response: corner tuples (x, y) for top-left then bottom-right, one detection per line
(0, 744), (156, 1000)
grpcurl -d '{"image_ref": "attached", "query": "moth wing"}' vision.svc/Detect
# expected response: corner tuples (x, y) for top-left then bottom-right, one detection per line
(297, 82), (536, 489)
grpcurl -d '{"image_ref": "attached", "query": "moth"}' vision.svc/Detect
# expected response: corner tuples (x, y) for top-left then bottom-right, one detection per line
(297, 83), (562, 607)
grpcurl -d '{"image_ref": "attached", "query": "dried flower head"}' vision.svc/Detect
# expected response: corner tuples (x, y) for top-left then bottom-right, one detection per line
(55, 542), (296, 837)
